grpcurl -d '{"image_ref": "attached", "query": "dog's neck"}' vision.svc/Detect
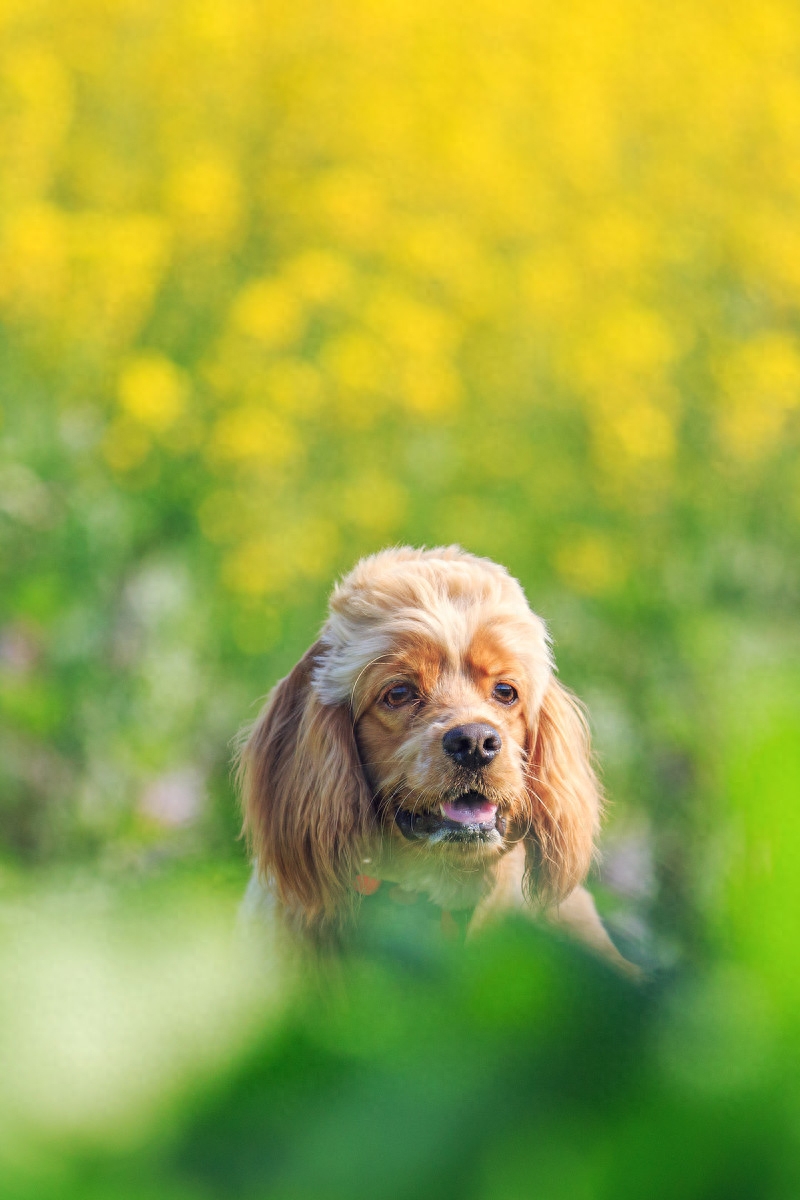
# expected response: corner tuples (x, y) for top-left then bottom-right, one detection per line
(360, 839), (504, 911)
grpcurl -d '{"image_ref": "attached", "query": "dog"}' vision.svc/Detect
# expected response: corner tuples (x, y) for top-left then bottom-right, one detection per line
(237, 546), (633, 973)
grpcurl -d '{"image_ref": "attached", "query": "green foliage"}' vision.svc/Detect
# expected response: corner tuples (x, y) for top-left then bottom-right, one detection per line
(3, 874), (800, 1200)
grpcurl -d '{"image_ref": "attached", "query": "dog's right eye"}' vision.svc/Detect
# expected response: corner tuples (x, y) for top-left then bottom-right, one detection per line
(383, 683), (415, 708)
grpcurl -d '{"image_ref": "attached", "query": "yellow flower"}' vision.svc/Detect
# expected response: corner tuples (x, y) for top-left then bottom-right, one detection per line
(717, 333), (800, 459)
(70, 213), (171, 348)
(322, 331), (386, 394)
(1, 47), (73, 205)
(396, 220), (489, 312)
(230, 279), (303, 349)
(366, 287), (458, 359)
(581, 211), (653, 281)
(0, 205), (67, 314)
(606, 400), (676, 464)
(520, 250), (581, 326)
(575, 307), (678, 393)
(118, 354), (188, 433)
(321, 331), (390, 426)
(164, 154), (242, 248)
(399, 360), (461, 415)
(210, 407), (298, 465)
(315, 169), (387, 251)
(284, 250), (354, 307)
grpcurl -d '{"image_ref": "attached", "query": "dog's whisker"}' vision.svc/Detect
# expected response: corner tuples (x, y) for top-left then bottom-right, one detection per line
(349, 654), (395, 722)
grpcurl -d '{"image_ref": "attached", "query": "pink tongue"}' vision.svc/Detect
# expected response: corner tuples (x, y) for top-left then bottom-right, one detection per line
(442, 799), (497, 826)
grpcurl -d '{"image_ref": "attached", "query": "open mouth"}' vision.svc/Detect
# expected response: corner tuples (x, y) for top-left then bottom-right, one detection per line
(394, 791), (508, 843)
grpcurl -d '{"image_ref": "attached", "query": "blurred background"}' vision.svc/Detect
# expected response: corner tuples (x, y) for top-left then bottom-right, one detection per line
(2, 0), (800, 1195)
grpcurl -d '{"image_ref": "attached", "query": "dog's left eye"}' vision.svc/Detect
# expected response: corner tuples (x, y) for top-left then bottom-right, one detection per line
(383, 683), (416, 708)
(492, 682), (518, 704)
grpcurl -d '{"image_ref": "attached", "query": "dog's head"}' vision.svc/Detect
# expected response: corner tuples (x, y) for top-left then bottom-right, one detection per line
(238, 547), (601, 927)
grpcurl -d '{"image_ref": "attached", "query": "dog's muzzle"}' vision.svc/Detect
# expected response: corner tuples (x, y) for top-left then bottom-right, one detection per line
(395, 792), (507, 842)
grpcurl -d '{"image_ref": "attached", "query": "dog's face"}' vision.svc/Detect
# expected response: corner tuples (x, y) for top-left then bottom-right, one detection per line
(354, 626), (538, 859)
(239, 546), (601, 927)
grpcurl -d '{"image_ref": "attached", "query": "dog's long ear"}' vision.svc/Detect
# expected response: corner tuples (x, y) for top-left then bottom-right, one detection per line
(237, 641), (374, 927)
(524, 676), (602, 907)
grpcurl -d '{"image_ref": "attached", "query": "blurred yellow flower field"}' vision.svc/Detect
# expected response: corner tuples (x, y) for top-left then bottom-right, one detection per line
(1, 0), (799, 913)
(0, 0), (798, 896)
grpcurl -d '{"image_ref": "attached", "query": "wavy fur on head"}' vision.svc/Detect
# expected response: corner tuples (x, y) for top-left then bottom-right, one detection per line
(238, 546), (605, 941)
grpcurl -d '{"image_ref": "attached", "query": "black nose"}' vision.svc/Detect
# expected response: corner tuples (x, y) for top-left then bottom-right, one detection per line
(442, 723), (502, 769)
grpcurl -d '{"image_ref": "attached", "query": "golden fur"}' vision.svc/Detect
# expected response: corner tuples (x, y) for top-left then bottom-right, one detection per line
(238, 546), (631, 971)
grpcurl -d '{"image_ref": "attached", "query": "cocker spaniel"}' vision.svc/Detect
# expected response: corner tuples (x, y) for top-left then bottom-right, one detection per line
(238, 546), (632, 972)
